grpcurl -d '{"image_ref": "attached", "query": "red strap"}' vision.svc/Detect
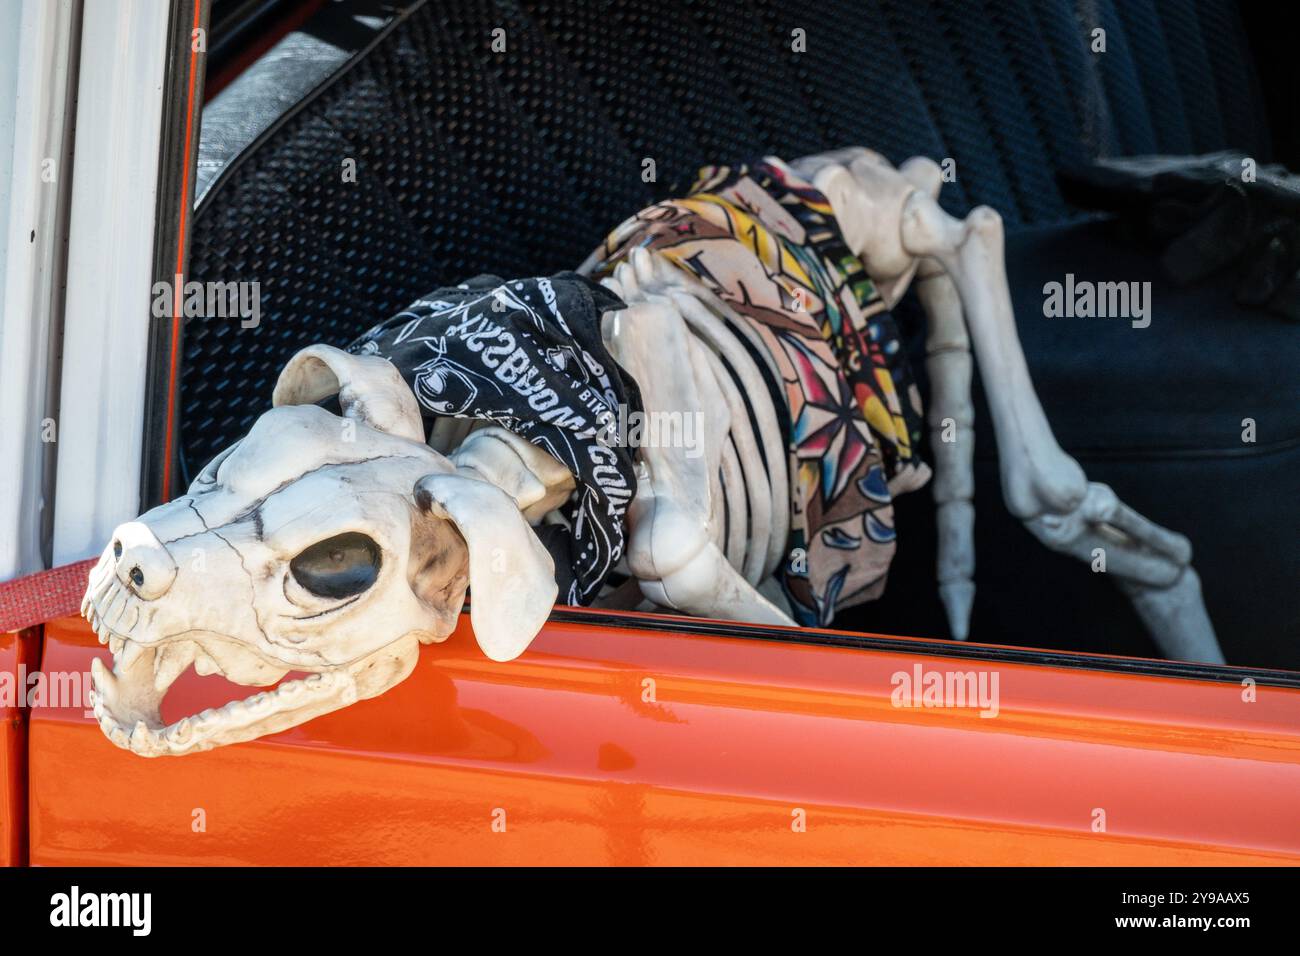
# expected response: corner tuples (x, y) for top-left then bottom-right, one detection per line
(0, 559), (97, 633)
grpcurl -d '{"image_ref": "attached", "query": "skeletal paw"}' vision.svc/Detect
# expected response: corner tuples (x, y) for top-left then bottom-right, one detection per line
(1025, 482), (1191, 588)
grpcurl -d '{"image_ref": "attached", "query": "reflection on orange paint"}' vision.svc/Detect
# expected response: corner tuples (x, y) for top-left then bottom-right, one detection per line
(24, 613), (1300, 866)
(1, 628), (40, 866)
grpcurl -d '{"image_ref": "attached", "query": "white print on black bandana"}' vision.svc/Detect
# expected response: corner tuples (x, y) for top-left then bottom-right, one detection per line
(349, 274), (642, 605)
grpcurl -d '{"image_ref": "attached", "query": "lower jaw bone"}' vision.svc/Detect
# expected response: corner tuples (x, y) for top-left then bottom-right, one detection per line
(88, 636), (421, 757)
(91, 655), (354, 757)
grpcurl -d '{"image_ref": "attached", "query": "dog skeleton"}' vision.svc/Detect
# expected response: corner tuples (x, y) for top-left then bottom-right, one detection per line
(486, 148), (1219, 662)
(82, 148), (1222, 756)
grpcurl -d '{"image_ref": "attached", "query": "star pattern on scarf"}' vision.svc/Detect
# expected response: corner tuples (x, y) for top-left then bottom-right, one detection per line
(785, 334), (873, 502)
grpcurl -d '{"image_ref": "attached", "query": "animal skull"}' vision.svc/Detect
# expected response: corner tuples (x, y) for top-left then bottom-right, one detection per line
(82, 345), (556, 756)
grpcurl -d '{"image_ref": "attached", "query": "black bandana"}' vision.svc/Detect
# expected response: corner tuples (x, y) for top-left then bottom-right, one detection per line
(347, 273), (641, 605)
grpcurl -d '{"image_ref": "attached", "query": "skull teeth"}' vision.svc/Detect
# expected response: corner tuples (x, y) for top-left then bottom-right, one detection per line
(95, 668), (349, 756)
(153, 641), (197, 692)
(82, 571), (135, 649)
(194, 651), (223, 677)
(116, 638), (152, 673)
(171, 718), (193, 745)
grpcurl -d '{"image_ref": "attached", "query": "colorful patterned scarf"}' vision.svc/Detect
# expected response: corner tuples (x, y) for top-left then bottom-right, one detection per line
(587, 157), (929, 624)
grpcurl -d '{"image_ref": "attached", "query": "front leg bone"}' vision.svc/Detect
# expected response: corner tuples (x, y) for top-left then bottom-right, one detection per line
(900, 198), (1087, 520)
(599, 274), (792, 626)
(914, 260), (976, 640)
(897, 191), (1222, 662)
(898, 157), (977, 640)
(618, 248), (787, 584)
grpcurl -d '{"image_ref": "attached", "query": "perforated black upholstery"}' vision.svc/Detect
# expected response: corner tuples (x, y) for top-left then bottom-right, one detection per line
(185, 0), (1270, 477)
(182, 0), (1293, 662)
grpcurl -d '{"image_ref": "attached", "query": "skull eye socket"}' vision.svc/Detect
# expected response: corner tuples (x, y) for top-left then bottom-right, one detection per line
(289, 533), (381, 599)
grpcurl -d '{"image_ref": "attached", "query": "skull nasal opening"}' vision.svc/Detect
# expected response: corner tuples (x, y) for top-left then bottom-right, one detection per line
(110, 521), (179, 600)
